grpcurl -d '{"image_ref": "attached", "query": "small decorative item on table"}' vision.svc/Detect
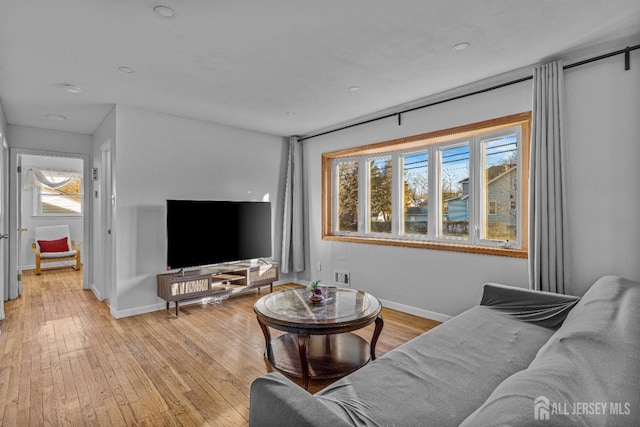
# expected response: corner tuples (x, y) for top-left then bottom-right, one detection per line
(308, 280), (324, 303)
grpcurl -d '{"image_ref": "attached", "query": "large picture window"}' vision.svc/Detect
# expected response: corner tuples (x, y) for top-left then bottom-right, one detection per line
(322, 112), (531, 257)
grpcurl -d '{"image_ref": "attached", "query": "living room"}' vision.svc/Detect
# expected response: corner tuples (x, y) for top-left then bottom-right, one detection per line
(5, 44), (639, 321)
(0, 1), (639, 425)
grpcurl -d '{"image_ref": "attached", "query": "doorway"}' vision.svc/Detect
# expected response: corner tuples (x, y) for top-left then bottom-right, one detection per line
(8, 149), (91, 299)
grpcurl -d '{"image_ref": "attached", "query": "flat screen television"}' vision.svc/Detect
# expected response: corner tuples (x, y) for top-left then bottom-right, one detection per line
(166, 199), (272, 270)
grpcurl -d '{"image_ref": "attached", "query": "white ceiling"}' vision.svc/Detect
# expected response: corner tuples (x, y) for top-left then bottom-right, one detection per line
(1, 0), (639, 137)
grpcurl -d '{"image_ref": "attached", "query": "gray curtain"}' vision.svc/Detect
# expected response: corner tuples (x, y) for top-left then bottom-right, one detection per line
(281, 136), (304, 273)
(529, 60), (570, 294)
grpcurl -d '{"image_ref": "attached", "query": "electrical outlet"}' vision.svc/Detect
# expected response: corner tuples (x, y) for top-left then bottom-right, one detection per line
(316, 261), (322, 271)
(334, 270), (350, 287)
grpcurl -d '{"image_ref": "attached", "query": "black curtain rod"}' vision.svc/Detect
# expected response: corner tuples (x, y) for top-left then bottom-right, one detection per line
(300, 43), (639, 142)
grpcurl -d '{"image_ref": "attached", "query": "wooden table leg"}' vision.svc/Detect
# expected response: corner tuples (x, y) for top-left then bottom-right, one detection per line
(175, 301), (179, 317)
(298, 333), (310, 390)
(256, 316), (273, 361)
(370, 314), (384, 360)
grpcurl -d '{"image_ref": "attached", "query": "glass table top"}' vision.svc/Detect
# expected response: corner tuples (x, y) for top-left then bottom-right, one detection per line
(255, 287), (380, 325)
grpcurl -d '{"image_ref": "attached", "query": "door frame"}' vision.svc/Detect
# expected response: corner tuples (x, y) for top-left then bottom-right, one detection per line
(8, 148), (92, 298)
(100, 139), (115, 304)
(0, 137), (8, 320)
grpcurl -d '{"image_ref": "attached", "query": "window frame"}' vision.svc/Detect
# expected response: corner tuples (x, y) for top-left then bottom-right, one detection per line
(488, 201), (497, 215)
(399, 149), (429, 238)
(365, 154), (394, 237)
(322, 112), (531, 258)
(332, 158), (360, 234)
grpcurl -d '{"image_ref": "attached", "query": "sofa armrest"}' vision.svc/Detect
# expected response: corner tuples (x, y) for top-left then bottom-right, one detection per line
(480, 283), (580, 328)
(249, 372), (351, 427)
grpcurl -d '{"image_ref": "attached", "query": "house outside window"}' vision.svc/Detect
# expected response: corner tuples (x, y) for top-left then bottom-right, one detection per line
(322, 112), (531, 258)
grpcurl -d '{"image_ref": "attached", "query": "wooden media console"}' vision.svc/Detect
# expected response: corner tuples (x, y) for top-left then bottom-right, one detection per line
(157, 261), (279, 316)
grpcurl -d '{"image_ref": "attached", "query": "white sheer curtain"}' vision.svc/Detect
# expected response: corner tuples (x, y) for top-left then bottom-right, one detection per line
(281, 136), (304, 273)
(23, 168), (81, 190)
(529, 60), (570, 294)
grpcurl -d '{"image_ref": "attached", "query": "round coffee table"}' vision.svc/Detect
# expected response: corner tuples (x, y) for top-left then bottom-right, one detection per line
(254, 287), (383, 389)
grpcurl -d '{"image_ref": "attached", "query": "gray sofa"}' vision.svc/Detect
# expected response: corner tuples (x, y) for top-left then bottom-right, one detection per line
(249, 275), (640, 426)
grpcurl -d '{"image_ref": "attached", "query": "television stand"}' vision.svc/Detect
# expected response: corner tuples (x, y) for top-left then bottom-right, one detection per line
(157, 261), (279, 316)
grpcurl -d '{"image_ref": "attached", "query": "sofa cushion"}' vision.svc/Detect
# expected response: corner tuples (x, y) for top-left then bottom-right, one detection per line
(460, 275), (640, 426)
(313, 304), (557, 426)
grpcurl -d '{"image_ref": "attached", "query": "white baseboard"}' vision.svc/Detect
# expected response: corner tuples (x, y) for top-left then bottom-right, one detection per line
(297, 279), (450, 322)
(90, 284), (103, 301)
(107, 279), (450, 322)
(22, 262), (75, 271)
(110, 279), (292, 319)
(378, 298), (451, 323)
(111, 301), (166, 319)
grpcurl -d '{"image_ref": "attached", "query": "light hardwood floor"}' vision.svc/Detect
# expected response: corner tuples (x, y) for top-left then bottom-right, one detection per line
(0, 269), (440, 426)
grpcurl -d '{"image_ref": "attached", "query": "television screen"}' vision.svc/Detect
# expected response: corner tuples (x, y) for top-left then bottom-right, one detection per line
(166, 200), (272, 270)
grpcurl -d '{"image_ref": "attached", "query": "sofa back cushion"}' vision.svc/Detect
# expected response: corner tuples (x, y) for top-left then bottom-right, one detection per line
(460, 275), (640, 426)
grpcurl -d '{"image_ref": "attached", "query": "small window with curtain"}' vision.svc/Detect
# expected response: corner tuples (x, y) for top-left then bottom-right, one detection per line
(25, 168), (83, 216)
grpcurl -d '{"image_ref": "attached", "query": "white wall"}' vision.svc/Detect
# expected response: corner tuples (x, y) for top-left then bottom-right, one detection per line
(303, 49), (640, 318)
(564, 53), (640, 295)
(91, 106), (116, 301)
(0, 99), (7, 138)
(7, 125), (93, 155)
(304, 82), (532, 319)
(20, 154), (84, 269)
(110, 105), (288, 317)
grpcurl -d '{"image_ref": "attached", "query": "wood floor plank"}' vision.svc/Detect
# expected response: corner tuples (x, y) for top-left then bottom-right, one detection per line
(42, 366), (57, 426)
(0, 269), (440, 426)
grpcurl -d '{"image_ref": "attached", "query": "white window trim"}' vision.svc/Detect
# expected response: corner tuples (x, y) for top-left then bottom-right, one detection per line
(398, 149), (429, 240)
(332, 158), (359, 236)
(365, 154), (394, 238)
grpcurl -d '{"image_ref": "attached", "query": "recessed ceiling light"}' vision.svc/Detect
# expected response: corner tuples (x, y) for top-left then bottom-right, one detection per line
(63, 83), (83, 94)
(45, 113), (67, 121)
(349, 86), (361, 92)
(453, 42), (471, 52)
(118, 66), (135, 74)
(154, 5), (176, 19)
(286, 111), (296, 116)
